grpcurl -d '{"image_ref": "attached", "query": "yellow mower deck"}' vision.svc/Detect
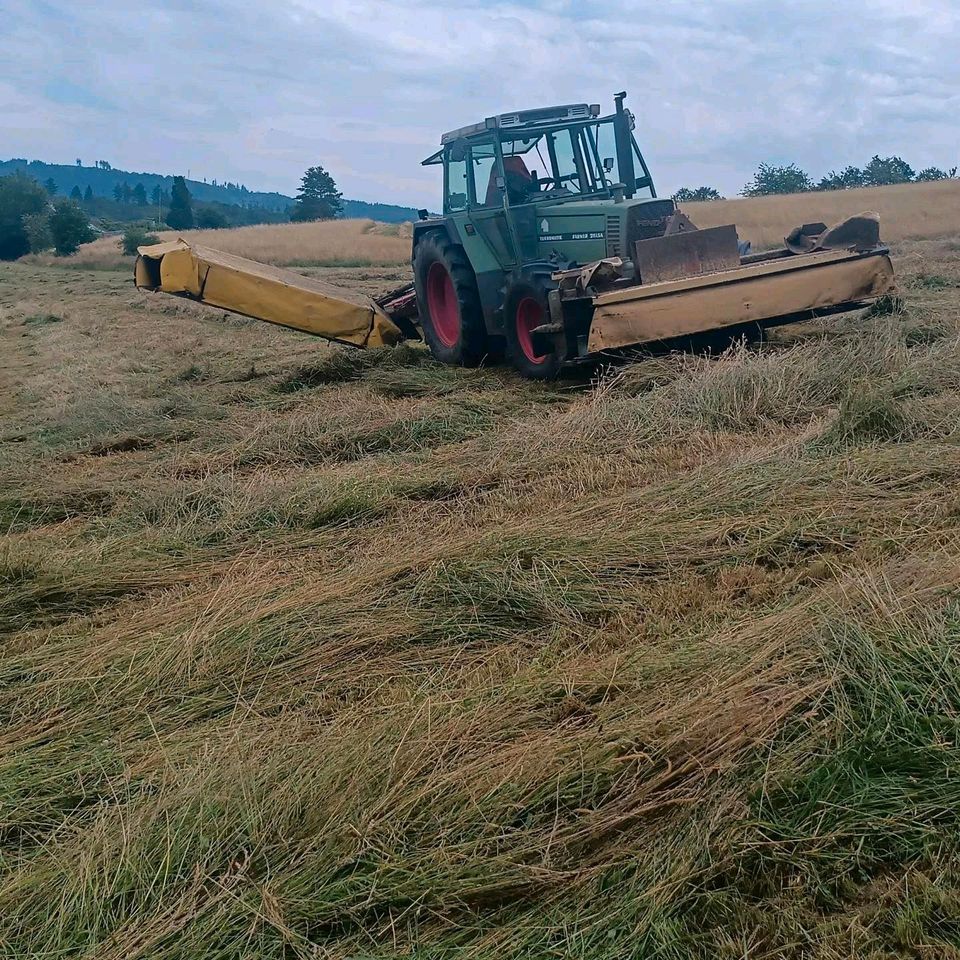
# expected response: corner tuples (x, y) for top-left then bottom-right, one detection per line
(134, 240), (403, 348)
(586, 247), (896, 352)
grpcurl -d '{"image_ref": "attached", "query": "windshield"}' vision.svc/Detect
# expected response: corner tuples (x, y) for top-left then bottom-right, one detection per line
(498, 118), (642, 203)
(439, 117), (655, 210)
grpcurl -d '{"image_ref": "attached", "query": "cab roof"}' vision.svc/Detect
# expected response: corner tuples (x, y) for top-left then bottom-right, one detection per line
(439, 103), (600, 145)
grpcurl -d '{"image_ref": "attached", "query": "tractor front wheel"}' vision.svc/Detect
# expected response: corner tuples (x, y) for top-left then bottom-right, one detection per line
(413, 233), (488, 367)
(504, 276), (564, 380)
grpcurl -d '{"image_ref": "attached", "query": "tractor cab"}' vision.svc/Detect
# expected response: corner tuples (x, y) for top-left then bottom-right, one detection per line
(420, 93), (669, 271)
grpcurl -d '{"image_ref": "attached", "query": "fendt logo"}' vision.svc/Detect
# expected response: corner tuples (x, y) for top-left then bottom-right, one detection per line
(539, 217), (603, 242)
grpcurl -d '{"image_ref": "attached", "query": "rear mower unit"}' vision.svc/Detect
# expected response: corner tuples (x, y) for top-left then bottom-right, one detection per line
(136, 93), (896, 378)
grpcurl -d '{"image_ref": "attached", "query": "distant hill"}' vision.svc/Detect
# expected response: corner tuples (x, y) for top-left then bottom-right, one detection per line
(341, 199), (424, 222)
(0, 159), (422, 223)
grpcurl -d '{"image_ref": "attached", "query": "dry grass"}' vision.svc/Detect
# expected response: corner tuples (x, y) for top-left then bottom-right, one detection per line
(20, 178), (960, 276)
(686, 178), (960, 249)
(1, 239), (960, 957)
(22, 218), (412, 271)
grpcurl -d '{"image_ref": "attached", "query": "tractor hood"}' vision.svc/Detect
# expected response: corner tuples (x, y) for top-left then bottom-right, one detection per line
(523, 196), (677, 265)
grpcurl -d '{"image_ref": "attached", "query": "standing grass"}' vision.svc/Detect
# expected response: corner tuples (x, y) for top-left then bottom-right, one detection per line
(686, 178), (960, 249)
(20, 218), (412, 271)
(1, 239), (960, 957)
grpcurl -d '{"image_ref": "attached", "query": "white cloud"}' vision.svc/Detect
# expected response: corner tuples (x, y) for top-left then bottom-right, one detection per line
(2, 0), (958, 205)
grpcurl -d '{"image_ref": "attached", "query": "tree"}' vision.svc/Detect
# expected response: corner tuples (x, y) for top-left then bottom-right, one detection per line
(22, 212), (53, 253)
(76, 158), (82, 167)
(916, 166), (956, 182)
(742, 162), (812, 196)
(44, 177), (58, 196)
(70, 185), (83, 201)
(817, 165), (865, 191)
(165, 176), (194, 229)
(0, 173), (50, 260)
(862, 155), (914, 186)
(83, 185), (94, 203)
(291, 165), (342, 222)
(195, 205), (228, 229)
(132, 183), (147, 205)
(113, 183), (125, 203)
(49, 198), (94, 256)
(673, 186), (723, 202)
(150, 185), (162, 207)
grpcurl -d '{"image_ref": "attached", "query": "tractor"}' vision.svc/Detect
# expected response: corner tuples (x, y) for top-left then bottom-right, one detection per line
(136, 93), (896, 378)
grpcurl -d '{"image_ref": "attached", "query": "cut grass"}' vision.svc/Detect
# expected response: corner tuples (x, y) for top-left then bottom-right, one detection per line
(1, 238), (960, 957)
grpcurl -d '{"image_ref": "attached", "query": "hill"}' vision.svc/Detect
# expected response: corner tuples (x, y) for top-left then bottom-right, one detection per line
(0, 159), (423, 223)
(1, 229), (960, 955)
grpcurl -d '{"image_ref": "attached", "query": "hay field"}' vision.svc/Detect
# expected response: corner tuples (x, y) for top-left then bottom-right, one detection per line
(3, 237), (960, 957)
(686, 178), (960, 249)
(23, 218), (413, 271)
(20, 178), (960, 274)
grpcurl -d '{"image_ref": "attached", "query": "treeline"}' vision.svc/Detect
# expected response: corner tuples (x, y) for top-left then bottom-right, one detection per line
(42, 176), (288, 228)
(0, 159), (291, 213)
(675, 155), (958, 202)
(1, 159), (424, 224)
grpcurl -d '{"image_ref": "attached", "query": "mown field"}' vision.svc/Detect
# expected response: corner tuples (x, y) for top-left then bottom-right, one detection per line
(2, 222), (960, 957)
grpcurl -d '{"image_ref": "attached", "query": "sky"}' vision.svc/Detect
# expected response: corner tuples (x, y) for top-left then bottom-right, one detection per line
(2, 0), (958, 208)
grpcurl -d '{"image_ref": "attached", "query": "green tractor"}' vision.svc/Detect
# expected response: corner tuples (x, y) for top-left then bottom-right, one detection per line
(136, 92), (896, 376)
(413, 92), (669, 379)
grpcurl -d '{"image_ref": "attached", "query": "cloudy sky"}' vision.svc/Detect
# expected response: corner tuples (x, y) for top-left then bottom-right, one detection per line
(3, 0), (958, 207)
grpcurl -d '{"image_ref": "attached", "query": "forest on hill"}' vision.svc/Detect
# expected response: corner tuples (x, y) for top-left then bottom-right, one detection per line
(0, 159), (422, 224)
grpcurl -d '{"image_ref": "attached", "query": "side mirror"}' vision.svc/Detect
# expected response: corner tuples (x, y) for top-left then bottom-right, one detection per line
(603, 157), (615, 173)
(495, 176), (505, 191)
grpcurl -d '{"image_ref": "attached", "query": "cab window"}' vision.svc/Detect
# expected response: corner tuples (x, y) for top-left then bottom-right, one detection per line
(548, 129), (584, 194)
(500, 136), (548, 205)
(445, 153), (468, 212)
(469, 141), (499, 207)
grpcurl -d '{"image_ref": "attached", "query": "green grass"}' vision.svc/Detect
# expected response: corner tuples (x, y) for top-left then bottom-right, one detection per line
(2, 240), (960, 957)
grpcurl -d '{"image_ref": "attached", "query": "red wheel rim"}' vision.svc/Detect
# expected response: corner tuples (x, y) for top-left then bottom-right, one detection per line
(515, 297), (547, 364)
(426, 262), (460, 348)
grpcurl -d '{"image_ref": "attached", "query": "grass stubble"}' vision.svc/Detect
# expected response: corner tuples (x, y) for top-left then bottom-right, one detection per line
(0, 229), (960, 957)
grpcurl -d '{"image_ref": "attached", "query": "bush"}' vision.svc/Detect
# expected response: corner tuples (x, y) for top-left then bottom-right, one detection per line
(0, 173), (49, 260)
(916, 166), (957, 182)
(119, 226), (160, 256)
(48, 199), (95, 256)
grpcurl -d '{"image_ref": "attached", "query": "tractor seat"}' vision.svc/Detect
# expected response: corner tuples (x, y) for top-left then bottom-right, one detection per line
(486, 156), (534, 206)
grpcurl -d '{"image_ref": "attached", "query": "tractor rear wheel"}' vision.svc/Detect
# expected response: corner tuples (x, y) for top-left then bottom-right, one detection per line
(413, 233), (488, 367)
(504, 275), (564, 380)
